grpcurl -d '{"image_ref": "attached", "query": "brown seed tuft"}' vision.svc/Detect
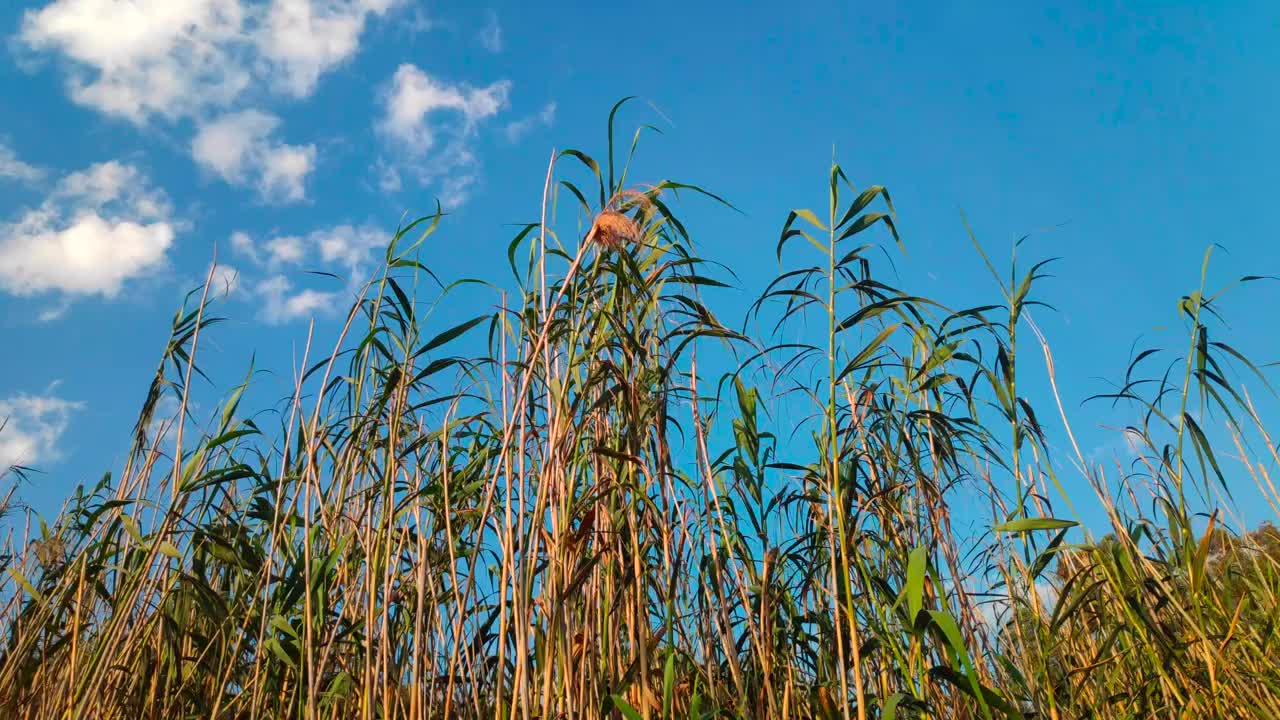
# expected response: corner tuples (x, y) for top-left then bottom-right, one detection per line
(585, 210), (639, 250)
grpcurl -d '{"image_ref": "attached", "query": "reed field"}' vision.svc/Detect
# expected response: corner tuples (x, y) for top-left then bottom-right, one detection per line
(2, 101), (1278, 719)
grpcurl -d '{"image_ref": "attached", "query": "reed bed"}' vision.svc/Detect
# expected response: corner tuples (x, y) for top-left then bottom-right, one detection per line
(2, 101), (1278, 719)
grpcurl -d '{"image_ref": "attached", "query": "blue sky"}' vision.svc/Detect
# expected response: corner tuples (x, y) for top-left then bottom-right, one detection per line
(1, 0), (1278, 534)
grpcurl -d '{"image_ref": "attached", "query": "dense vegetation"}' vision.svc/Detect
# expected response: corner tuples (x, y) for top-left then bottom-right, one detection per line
(2, 102), (1279, 719)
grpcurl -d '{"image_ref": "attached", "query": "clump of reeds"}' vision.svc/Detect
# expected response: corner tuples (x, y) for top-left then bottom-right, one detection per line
(0, 99), (1277, 720)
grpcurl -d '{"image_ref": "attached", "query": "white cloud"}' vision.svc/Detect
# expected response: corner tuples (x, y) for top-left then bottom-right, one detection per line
(0, 142), (44, 183)
(312, 224), (389, 271)
(193, 111), (272, 178)
(1085, 426), (1146, 466)
(477, 9), (502, 52)
(0, 215), (173, 297)
(16, 0), (400, 124)
(0, 390), (82, 470)
(0, 161), (177, 299)
(264, 234), (306, 265)
(380, 64), (509, 154)
(504, 101), (556, 143)
(37, 302), (72, 323)
(58, 162), (169, 214)
(235, 223), (388, 276)
(228, 224), (389, 322)
(17, 0), (253, 123)
(260, 0), (400, 96)
(401, 6), (435, 36)
(377, 63), (510, 206)
(375, 160), (401, 193)
(192, 109), (316, 202)
(434, 174), (476, 210)
(258, 143), (315, 201)
(207, 262), (241, 297)
(256, 274), (338, 324)
(229, 230), (260, 263)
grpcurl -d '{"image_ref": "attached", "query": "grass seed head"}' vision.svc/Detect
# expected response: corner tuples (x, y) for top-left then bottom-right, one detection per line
(586, 209), (639, 250)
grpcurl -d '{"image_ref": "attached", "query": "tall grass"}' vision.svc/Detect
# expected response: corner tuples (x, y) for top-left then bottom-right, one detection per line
(2, 100), (1279, 719)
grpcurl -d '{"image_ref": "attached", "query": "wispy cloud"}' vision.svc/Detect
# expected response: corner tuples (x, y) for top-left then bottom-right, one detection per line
(403, 6), (435, 35)
(1085, 426), (1145, 466)
(376, 63), (511, 207)
(0, 142), (44, 183)
(206, 262), (242, 298)
(254, 274), (339, 324)
(0, 387), (82, 470)
(192, 110), (316, 203)
(226, 223), (390, 323)
(379, 64), (510, 154)
(504, 101), (556, 143)
(477, 9), (502, 53)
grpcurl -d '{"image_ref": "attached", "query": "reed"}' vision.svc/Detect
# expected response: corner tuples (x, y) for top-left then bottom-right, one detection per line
(1, 100), (1277, 719)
